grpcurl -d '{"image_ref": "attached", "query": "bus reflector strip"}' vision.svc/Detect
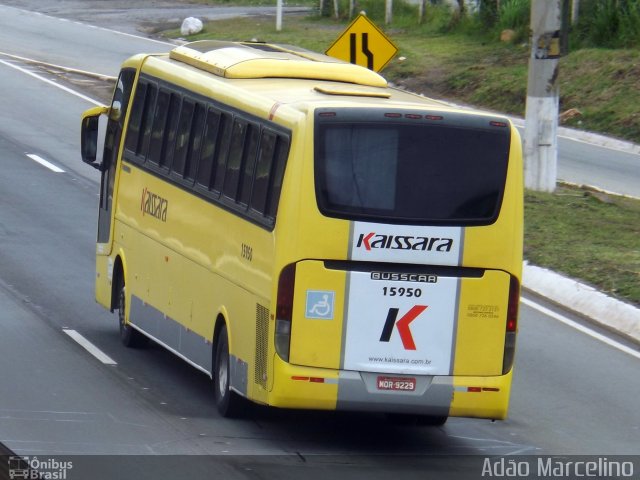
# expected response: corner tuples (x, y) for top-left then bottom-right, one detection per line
(454, 386), (501, 393)
(292, 376), (326, 383)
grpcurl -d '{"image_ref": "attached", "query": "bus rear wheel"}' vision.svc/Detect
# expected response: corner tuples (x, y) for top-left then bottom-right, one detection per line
(117, 282), (147, 348)
(387, 413), (448, 427)
(213, 324), (243, 418)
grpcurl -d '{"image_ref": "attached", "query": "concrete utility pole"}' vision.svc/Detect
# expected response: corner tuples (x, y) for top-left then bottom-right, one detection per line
(349, 0), (356, 19)
(276, 0), (283, 31)
(571, 0), (580, 25)
(419, 0), (427, 24)
(386, 0), (393, 25)
(524, 0), (562, 192)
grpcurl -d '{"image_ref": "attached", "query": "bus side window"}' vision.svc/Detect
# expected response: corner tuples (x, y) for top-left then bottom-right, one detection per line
(185, 103), (206, 182)
(172, 98), (195, 177)
(223, 119), (248, 200)
(124, 81), (157, 161)
(251, 130), (276, 216)
(148, 89), (170, 165)
(197, 108), (221, 191)
(212, 113), (233, 193)
(266, 136), (289, 220)
(238, 124), (259, 207)
(137, 83), (157, 159)
(159, 93), (181, 170)
(125, 82), (148, 155)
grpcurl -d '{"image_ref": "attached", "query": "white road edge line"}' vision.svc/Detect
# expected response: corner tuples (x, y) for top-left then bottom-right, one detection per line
(63, 329), (117, 365)
(557, 132), (640, 156)
(521, 297), (640, 360)
(0, 58), (102, 106)
(25, 154), (64, 173)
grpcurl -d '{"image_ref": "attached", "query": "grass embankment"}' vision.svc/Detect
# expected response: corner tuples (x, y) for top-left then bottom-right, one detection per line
(526, 186), (640, 306)
(166, 14), (640, 307)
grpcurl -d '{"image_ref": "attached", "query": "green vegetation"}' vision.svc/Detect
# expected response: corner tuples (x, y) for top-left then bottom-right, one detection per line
(165, 1), (640, 306)
(525, 185), (640, 307)
(572, 0), (640, 49)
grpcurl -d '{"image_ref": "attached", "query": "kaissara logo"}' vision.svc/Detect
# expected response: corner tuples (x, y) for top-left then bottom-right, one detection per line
(379, 305), (428, 350)
(356, 232), (453, 252)
(141, 187), (168, 222)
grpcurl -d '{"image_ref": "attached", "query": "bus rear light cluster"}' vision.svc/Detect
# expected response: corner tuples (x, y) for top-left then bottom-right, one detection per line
(502, 276), (520, 374)
(275, 263), (296, 362)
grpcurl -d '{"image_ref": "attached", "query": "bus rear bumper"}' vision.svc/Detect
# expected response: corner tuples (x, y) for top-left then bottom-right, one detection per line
(269, 359), (512, 420)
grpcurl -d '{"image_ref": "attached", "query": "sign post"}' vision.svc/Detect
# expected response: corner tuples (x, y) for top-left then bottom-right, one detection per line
(326, 14), (398, 72)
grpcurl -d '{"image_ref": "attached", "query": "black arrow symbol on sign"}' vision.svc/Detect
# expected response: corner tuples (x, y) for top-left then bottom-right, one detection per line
(349, 32), (375, 70)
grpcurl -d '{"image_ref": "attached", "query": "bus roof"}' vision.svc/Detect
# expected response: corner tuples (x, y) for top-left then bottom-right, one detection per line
(169, 40), (388, 87)
(131, 41), (465, 120)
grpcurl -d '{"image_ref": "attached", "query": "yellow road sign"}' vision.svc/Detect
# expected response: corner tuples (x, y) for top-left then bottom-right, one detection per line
(326, 14), (398, 72)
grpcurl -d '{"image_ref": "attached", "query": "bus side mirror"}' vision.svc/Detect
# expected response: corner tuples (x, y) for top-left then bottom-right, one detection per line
(80, 106), (109, 169)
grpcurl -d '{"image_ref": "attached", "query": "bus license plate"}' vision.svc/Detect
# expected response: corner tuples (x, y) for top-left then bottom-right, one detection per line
(377, 376), (416, 392)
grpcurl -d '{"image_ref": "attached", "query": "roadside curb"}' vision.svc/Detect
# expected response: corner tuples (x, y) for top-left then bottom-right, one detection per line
(522, 262), (640, 345)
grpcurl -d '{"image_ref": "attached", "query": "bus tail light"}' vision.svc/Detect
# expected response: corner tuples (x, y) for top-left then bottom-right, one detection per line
(502, 276), (520, 374)
(275, 263), (296, 362)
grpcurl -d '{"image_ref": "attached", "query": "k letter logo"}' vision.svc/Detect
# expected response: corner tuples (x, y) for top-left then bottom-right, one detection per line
(379, 305), (428, 350)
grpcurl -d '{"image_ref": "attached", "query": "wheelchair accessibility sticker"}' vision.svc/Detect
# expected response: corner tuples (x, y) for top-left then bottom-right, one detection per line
(306, 290), (335, 320)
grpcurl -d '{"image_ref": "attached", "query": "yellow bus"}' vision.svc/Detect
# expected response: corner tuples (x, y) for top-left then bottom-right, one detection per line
(81, 40), (522, 424)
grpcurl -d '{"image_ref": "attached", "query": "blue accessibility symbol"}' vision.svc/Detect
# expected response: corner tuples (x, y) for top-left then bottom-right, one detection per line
(305, 290), (335, 320)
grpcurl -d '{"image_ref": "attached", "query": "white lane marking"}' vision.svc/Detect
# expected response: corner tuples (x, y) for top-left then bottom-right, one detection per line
(63, 329), (117, 365)
(521, 297), (640, 360)
(0, 59), (102, 106)
(25, 154), (64, 173)
(0, 51), (117, 81)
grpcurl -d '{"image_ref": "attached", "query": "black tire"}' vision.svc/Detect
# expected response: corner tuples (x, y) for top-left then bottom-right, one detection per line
(387, 413), (448, 427)
(213, 324), (243, 417)
(117, 282), (148, 348)
(415, 415), (448, 427)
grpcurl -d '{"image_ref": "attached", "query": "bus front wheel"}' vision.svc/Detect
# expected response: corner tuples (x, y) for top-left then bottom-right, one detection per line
(213, 324), (243, 417)
(117, 282), (147, 348)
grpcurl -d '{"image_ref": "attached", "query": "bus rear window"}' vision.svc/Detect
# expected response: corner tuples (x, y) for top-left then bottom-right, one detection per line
(314, 109), (511, 226)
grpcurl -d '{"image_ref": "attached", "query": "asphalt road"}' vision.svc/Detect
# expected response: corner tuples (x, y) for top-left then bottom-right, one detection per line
(0, 3), (639, 479)
(555, 135), (640, 197)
